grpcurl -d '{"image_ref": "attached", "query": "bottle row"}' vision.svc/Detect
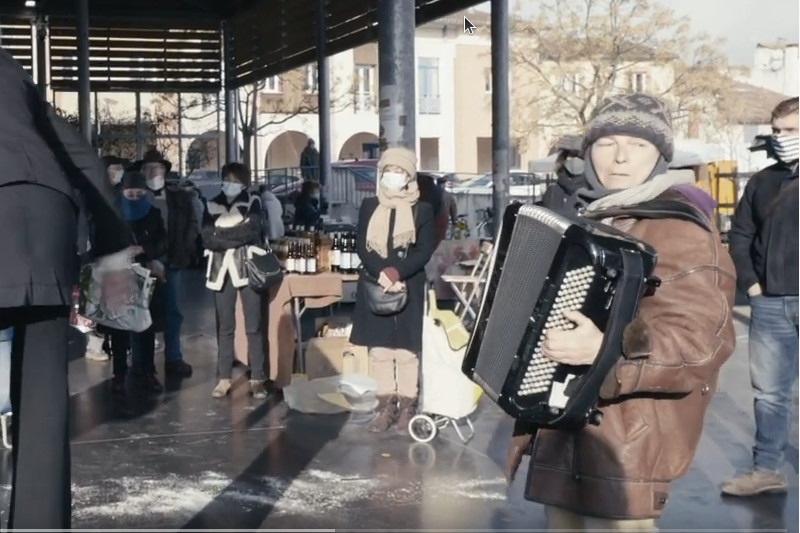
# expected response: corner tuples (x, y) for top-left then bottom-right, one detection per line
(271, 227), (363, 275)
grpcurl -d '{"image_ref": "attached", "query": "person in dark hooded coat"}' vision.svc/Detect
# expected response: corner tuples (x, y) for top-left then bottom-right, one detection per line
(0, 47), (128, 529)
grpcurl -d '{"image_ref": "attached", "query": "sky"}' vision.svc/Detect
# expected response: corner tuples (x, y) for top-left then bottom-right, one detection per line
(474, 0), (799, 66)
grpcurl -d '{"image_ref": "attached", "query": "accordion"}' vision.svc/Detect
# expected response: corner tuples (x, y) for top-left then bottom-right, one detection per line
(462, 203), (659, 430)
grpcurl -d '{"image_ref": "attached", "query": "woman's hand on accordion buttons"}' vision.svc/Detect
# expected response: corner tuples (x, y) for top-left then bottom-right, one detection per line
(542, 310), (603, 366)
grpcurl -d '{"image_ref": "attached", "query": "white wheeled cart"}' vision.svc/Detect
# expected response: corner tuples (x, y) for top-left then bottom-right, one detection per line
(407, 315), (482, 443)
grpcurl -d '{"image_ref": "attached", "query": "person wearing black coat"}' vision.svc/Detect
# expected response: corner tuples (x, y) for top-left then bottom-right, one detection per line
(349, 147), (436, 435)
(0, 47), (128, 529)
(107, 172), (168, 395)
(294, 179), (323, 228)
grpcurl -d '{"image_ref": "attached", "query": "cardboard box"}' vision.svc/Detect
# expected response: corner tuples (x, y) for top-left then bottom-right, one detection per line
(305, 336), (369, 380)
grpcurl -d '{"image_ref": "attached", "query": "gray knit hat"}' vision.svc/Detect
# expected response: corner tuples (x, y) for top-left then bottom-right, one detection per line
(583, 93), (675, 162)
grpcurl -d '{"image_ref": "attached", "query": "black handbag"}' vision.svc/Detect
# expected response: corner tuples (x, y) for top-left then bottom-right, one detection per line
(245, 247), (283, 294)
(360, 269), (408, 316)
(358, 206), (416, 316)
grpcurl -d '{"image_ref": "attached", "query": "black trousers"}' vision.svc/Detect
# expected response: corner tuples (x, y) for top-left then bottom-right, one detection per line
(214, 280), (265, 380)
(6, 306), (71, 529)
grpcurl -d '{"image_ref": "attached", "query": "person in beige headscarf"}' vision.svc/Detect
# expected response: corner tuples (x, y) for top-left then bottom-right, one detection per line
(349, 147), (437, 434)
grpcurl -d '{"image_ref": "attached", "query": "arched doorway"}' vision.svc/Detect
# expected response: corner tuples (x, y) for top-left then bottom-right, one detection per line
(338, 132), (379, 160)
(265, 131), (309, 169)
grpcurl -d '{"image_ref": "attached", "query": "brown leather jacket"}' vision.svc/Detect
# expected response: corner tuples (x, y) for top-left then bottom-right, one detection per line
(521, 207), (736, 519)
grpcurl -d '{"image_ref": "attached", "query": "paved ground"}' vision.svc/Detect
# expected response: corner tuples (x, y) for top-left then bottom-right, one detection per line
(1, 270), (797, 531)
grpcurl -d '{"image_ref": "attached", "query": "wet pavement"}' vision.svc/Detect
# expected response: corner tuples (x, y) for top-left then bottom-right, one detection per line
(1, 270), (797, 531)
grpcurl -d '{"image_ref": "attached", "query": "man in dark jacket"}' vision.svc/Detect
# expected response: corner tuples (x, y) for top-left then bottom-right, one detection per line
(0, 47), (127, 528)
(129, 148), (197, 378)
(300, 138), (320, 181)
(723, 97), (799, 497)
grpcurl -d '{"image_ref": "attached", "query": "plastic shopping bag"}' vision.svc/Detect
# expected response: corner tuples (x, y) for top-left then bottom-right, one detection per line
(78, 251), (155, 333)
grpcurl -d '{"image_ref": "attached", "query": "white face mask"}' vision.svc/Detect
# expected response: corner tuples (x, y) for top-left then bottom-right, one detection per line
(381, 171), (408, 191)
(147, 175), (165, 191)
(771, 134), (799, 163)
(111, 169), (124, 185)
(222, 182), (245, 198)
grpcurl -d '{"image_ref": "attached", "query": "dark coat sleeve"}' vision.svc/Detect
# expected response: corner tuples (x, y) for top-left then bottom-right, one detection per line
(138, 208), (168, 263)
(356, 199), (386, 278)
(31, 93), (129, 256)
(728, 177), (759, 292)
(395, 202), (436, 281)
(202, 197), (263, 252)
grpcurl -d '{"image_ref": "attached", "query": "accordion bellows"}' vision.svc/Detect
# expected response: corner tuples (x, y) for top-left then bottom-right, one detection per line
(462, 203), (658, 430)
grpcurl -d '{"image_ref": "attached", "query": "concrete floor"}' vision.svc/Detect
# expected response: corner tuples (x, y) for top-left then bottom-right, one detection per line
(1, 270), (797, 531)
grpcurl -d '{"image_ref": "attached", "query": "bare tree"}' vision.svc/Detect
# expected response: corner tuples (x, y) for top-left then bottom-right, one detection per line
(235, 70), (352, 171)
(510, 0), (731, 144)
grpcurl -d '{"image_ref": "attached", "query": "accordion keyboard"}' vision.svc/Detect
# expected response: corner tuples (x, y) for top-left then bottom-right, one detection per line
(518, 265), (595, 396)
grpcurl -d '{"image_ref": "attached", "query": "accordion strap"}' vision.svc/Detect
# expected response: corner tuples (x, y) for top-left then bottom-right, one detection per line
(586, 199), (712, 233)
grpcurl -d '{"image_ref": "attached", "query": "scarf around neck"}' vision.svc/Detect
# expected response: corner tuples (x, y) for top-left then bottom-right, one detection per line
(585, 169), (696, 212)
(366, 179), (420, 259)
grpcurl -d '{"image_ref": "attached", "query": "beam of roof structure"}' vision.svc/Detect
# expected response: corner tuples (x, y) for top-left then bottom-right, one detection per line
(0, 0), (486, 92)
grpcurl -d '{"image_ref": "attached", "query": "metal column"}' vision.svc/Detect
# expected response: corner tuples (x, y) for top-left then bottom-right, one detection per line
(34, 15), (48, 96)
(222, 23), (237, 164)
(76, 0), (91, 143)
(377, 0), (416, 151)
(316, 0), (332, 191)
(491, 0), (510, 222)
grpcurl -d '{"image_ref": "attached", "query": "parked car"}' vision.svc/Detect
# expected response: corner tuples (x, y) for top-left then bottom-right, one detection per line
(452, 170), (550, 199)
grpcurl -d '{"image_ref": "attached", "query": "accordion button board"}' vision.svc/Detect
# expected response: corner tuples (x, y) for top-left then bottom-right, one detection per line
(519, 265), (594, 397)
(462, 203), (658, 430)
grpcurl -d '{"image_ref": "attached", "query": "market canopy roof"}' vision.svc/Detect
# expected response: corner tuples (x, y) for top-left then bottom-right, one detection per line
(0, 0), (484, 92)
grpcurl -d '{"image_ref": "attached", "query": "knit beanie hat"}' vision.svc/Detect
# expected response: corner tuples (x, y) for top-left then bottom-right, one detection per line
(378, 147), (417, 178)
(583, 93), (675, 162)
(121, 171), (148, 190)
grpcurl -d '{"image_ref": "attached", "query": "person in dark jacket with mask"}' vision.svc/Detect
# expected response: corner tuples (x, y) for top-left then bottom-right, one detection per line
(723, 97), (799, 497)
(129, 148), (196, 378)
(108, 172), (168, 395)
(0, 47), (128, 529)
(294, 179), (323, 228)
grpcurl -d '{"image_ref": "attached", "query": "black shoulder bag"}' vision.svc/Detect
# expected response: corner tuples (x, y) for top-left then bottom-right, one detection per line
(359, 206), (417, 316)
(244, 202), (284, 294)
(246, 246), (283, 294)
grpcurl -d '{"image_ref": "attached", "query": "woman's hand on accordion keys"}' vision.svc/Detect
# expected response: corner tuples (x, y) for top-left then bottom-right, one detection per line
(542, 310), (603, 366)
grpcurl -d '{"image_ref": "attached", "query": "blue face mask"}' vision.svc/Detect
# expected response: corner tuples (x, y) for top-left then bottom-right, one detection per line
(120, 195), (151, 222)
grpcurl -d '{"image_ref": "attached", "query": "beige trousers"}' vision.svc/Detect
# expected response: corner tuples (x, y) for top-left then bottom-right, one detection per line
(369, 347), (419, 398)
(546, 506), (658, 532)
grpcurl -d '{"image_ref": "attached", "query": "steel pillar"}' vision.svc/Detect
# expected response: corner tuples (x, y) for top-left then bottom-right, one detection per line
(222, 23), (237, 164)
(316, 0), (332, 189)
(377, 0), (416, 152)
(77, 0), (91, 143)
(491, 0), (510, 222)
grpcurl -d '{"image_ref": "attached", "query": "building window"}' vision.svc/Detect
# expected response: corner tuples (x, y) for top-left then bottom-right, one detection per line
(304, 64), (318, 93)
(484, 68), (492, 93)
(631, 72), (647, 92)
(353, 64), (375, 112)
(561, 73), (583, 94)
(263, 75), (281, 93)
(418, 57), (440, 114)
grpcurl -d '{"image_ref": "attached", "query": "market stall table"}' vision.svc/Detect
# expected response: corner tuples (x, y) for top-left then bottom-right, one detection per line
(233, 272), (358, 389)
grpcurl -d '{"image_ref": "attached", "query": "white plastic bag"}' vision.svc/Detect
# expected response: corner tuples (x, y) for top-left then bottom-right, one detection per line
(283, 375), (378, 414)
(79, 251), (155, 333)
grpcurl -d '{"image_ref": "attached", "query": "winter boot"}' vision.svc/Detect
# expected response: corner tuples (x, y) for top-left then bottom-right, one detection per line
(395, 396), (418, 435)
(369, 395), (398, 433)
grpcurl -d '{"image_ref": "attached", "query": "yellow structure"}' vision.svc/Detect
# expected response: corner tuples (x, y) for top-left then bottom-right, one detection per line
(694, 160), (739, 233)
